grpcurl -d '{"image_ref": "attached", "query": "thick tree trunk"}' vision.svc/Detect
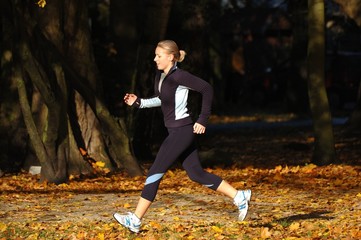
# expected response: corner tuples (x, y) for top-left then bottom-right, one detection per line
(308, 0), (337, 165)
(34, 0), (142, 177)
(16, 38), (69, 183)
(2, 0), (143, 182)
(33, 0), (99, 175)
(63, 0), (112, 171)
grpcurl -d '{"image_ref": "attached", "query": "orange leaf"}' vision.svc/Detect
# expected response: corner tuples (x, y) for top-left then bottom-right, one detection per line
(260, 227), (271, 239)
(123, 203), (131, 208)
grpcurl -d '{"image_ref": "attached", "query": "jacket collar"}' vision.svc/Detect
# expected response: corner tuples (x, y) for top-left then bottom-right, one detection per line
(158, 63), (178, 76)
(154, 63), (178, 94)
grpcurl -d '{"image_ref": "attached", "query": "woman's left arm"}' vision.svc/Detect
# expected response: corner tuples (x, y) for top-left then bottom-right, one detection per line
(178, 71), (213, 129)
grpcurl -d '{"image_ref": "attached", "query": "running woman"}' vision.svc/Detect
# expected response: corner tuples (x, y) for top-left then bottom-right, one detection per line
(113, 40), (251, 233)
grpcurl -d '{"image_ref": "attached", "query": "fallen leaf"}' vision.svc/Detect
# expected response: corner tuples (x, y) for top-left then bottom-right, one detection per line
(0, 223), (7, 232)
(212, 225), (223, 233)
(97, 232), (105, 240)
(289, 222), (300, 231)
(260, 227), (271, 239)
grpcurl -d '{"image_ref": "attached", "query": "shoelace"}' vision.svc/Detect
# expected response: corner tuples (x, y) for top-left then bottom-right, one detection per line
(126, 213), (141, 227)
(237, 200), (247, 210)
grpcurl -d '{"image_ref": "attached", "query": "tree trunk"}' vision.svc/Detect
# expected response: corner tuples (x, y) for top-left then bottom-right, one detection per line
(2, 0), (143, 182)
(32, 0), (97, 175)
(308, 0), (337, 165)
(62, 0), (112, 172)
(14, 39), (66, 183)
(34, 0), (142, 177)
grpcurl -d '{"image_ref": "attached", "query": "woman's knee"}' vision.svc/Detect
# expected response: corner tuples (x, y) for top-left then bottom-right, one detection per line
(186, 169), (206, 183)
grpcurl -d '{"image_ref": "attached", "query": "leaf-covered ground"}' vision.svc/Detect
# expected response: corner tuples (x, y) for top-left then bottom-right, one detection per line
(1, 114), (361, 239)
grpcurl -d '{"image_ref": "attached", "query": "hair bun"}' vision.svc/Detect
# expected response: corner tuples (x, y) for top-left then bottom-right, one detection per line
(178, 50), (187, 62)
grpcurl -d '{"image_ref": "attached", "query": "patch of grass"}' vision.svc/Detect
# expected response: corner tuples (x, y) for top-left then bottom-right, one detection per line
(274, 218), (292, 228)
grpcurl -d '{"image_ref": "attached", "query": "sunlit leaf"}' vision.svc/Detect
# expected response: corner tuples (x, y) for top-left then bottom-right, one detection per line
(0, 222), (7, 232)
(36, 0), (46, 8)
(211, 225), (223, 233)
(95, 161), (105, 167)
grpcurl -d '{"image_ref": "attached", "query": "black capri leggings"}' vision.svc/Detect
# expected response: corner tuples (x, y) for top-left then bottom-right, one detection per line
(141, 124), (223, 202)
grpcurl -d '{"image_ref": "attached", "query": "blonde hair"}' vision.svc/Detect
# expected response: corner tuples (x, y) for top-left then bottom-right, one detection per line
(157, 40), (186, 63)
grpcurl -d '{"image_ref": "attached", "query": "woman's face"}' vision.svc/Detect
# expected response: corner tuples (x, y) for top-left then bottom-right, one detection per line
(154, 47), (174, 73)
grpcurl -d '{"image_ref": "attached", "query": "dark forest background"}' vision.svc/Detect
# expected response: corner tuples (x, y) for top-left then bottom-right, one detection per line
(1, 0), (361, 183)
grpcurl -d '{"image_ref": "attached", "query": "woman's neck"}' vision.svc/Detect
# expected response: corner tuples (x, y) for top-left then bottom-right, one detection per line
(163, 63), (175, 75)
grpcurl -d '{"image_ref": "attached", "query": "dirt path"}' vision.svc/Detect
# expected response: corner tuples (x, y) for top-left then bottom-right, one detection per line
(2, 192), (237, 223)
(2, 185), (360, 227)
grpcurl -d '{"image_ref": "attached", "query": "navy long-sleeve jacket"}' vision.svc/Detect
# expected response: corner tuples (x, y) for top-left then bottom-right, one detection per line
(133, 65), (213, 128)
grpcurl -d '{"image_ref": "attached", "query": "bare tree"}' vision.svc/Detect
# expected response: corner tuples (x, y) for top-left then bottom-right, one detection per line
(308, 0), (337, 165)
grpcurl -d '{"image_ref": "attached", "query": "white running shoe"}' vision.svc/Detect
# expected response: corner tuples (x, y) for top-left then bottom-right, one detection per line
(234, 190), (252, 221)
(113, 212), (141, 233)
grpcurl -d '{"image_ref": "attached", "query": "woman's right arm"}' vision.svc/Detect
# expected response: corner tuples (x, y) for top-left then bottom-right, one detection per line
(124, 93), (161, 108)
